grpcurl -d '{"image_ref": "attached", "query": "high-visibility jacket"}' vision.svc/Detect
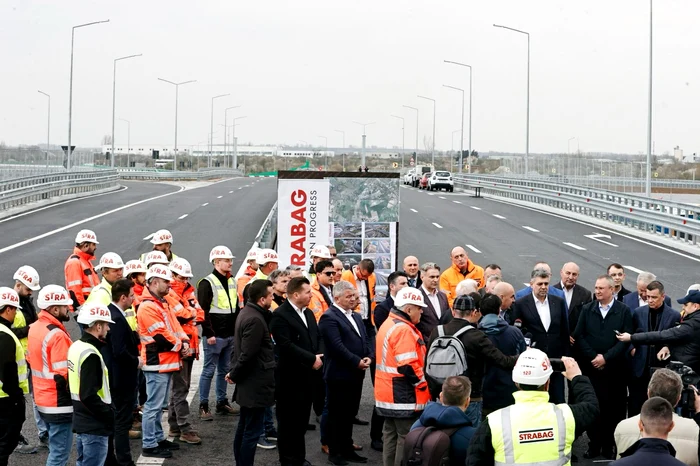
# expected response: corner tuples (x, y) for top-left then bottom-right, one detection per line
(374, 311), (430, 418)
(200, 273), (238, 314)
(28, 311), (73, 422)
(84, 278), (137, 331)
(341, 268), (376, 325)
(68, 339), (111, 406)
(309, 277), (331, 322)
(64, 247), (100, 311)
(167, 281), (200, 358)
(439, 261), (485, 308)
(488, 390), (576, 466)
(12, 310), (29, 355)
(0, 321), (29, 397)
(137, 287), (187, 373)
(237, 266), (256, 303)
(242, 269), (269, 305)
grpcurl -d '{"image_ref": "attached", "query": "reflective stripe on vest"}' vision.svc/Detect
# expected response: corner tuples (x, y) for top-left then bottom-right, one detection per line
(32, 328), (68, 380)
(0, 324), (29, 397)
(11, 310), (29, 355)
(67, 340), (112, 405)
(200, 274), (237, 314)
(124, 308), (137, 331)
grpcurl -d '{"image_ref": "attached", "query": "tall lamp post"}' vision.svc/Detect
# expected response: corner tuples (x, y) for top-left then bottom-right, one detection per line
(67, 19), (110, 170)
(231, 116), (247, 170)
(334, 129), (345, 171)
(158, 78), (196, 171)
(443, 85), (465, 173)
(118, 118), (130, 167)
(38, 90), (50, 168)
(493, 24), (530, 176)
(318, 136), (328, 169)
(444, 60), (473, 173)
(390, 115), (405, 169)
(224, 106), (241, 168)
(403, 105), (419, 165)
(645, 0), (653, 197)
(352, 121), (375, 169)
(111, 53), (142, 168)
(209, 94), (230, 167)
(417, 95), (436, 167)
(567, 137), (576, 154)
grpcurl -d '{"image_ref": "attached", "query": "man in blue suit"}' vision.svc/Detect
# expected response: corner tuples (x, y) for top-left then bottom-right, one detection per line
(627, 280), (680, 417)
(318, 280), (374, 466)
(514, 262), (566, 302)
(622, 271), (672, 311)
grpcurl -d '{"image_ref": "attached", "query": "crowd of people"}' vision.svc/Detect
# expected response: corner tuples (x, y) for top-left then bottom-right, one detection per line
(2, 233), (700, 466)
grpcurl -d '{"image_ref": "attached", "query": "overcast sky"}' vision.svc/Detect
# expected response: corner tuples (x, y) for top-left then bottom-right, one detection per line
(2, 0), (699, 155)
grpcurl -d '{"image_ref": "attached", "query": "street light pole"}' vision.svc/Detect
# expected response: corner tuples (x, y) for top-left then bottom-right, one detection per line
(645, 0), (653, 197)
(111, 54), (142, 168)
(443, 85), (465, 173)
(493, 24), (530, 176)
(417, 95), (436, 167)
(118, 119), (130, 168)
(158, 78), (196, 171)
(224, 106), (241, 168)
(403, 105), (419, 165)
(210, 94), (230, 168)
(68, 19), (109, 170)
(444, 60), (473, 173)
(38, 91), (50, 168)
(318, 136), (328, 169)
(232, 116), (247, 170)
(390, 115), (405, 169)
(352, 121), (376, 169)
(567, 137), (575, 154)
(334, 129), (345, 171)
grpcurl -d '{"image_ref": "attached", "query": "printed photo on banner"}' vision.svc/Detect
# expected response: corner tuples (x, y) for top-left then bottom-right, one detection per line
(328, 177), (399, 223)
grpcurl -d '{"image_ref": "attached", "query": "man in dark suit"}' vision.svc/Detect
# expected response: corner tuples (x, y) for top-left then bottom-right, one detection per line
(622, 271), (672, 311)
(270, 277), (323, 466)
(102, 279), (140, 466)
(417, 262), (452, 341)
(374, 271), (408, 330)
(513, 268), (569, 404)
(553, 262), (593, 337)
(478, 264), (503, 296)
(608, 263), (632, 302)
(574, 274), (634, 460)
(318, 280), (373, 466)
(402, 256), (421, 289)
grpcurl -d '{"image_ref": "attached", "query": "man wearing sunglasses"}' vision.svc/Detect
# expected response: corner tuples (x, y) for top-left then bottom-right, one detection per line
(310, 261), (335, 322)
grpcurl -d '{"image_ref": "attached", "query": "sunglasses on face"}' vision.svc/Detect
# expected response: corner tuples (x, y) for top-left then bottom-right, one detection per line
(323, 271), (335, 277)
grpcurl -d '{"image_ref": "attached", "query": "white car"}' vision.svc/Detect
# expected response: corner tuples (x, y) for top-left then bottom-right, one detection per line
(427, 171), (454, 192)
(404, 169), (416, 185)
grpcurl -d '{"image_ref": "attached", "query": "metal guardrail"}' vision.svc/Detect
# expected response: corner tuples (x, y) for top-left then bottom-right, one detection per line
(117, 168), (242, 180)
(498, 173), (700, 191)
(256, 201), (278, 249)
(453, 174), (700, 246)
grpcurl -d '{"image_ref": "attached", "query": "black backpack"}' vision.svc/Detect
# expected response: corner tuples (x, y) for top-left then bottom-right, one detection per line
(402, 425), (465, 466)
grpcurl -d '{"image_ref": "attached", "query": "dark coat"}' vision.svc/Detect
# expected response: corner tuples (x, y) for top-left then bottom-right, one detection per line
(374, 295), (394, 330)
(616, 285), (632, 302)
(623, 291), (672, 311)
(228, 303), (275, 408)
(629, 303), (681, 377)
(406, 275), (422, 290)
(102, 303), (140, 393)
(411, 402), (476, 466)
(73, 333), (115, 436)
(513, 293), (569, 357)
(631, 310), (700, 374)
(269, 301), (323, 400)
(613, 438), (684, 466)
(318, 305), (373, 382)
(553, 283), (593, 334)
(574, 300), (634, 370)
(417, 288), (452, 341)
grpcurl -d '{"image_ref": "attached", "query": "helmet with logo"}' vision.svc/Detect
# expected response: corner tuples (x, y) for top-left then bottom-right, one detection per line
(147, 229), (173, 245)
(124, 260), (148, 276)
(245, 248), (260, 262)
(95, 252), (125, 271)
(209, 246), (234, 263)
(37, 285), (73, 309)
(144, 251), (169, 267)
(256, 249), (279, 265)
(13, 265), (41, 291)
(310, 245), (332, 259)
(169, 257), (193, 278)
(77, 303), (115, 325)
(512, 348), (553, 386)
(394, 287), (427, 308)
(0, 287), (22, 310)
(146, 264), (172, 282)
(75, 229), (99, 244)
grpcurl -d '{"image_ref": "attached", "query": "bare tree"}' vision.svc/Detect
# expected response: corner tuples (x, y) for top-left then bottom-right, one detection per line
(101, 134), (112, 145)
(423, 135), (433, 154)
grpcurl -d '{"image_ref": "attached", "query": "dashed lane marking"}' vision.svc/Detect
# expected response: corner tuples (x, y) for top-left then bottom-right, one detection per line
(493, 214), (506, 219)
(466, 244), (481, 254)
(178, 214), (188, 220)
(432, 223), (443, 229)
(229, 191), (234, 193)
(453, 201), (462, 204)
(438, 196), (446, 199)
(410, 208), (418, 213)
(202, 203), (209, 206)
(624, 265), (645, 274)
(217, 196), (223, 199)
(563, 242), (587, 251)
(522, 226), (540, 232)
(470, 206), (481, 210)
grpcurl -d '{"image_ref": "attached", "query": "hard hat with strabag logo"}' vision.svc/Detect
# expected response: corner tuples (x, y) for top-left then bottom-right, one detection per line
(169, 257), (193, 278)
(77, 303), (114, 325)
(13, 265), (41, 291)
(245, 248), (260, 262)
(37, 285), (74, 309)
(124, 260), (148, 276)
(256, 249), (279, 265)
(146, 229), (173, 245)
(0, 287), (22, 309)
(394, 287), (428, 308)
(512, 348), (553, 386)
(75, 229), (99, 244)
(209, 246), (234, 263)
(146, 264), (172, 282)
(95, 252), (125, 271)
(310, 245), (332, 259)
(144, 251), (169, 267)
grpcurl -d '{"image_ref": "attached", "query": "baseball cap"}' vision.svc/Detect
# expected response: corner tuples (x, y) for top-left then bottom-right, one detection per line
(677, 290), (700, 305)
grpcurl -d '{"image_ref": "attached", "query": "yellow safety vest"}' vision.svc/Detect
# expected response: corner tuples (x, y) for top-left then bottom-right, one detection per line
(199, 274), (237, 314)
(85, 278), (137, 331)
(0, 323), (29, 397)
(67, 339), (112, 405)
(488, 390), (575, 466)
(11, 310), (29, 355)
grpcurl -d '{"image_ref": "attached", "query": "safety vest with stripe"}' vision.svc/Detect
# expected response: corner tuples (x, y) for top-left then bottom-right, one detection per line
(11, 310), (29, 355)
(341, 269), (377, 325)
(137, 287), (187, 373)
(64, 247), (100, 310)
(84, 278), (138, 331)
(67, 339), (112, 406)
(488, 390), (576, 466)
(0, 323), (29, 397)
(199, 273), (237, 314)
(374, 311), (430, 418)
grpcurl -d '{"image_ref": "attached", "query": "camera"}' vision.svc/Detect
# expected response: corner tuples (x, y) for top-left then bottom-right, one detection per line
(549, 358), (566, 373)
(651, 361), (700, 418)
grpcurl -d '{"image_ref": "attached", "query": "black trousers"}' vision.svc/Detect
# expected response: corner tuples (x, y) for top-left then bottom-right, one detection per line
(277, 388), (313, 466)
(369, 360), (385, 442)
(585, 365), (627, 452)
(627, 372), (651, 418)
(105, 389), (137, 466)
(312, 374), (325, 417)
(0, 398), (25, 466)
(327, 378), (363, 457)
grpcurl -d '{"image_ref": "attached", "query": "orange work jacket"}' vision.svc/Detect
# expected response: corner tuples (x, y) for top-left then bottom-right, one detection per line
(64, 247), (100, 311)
(137, 287), (187, 373)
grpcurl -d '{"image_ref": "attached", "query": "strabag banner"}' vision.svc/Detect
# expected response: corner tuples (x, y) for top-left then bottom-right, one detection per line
(277, 179), (330, 271)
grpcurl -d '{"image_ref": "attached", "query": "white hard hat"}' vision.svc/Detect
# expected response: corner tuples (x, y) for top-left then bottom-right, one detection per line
(37, 285), (73, 309)
(209, 246), (234, 263)
(13, 265), (41, 291)
(246, 248), (260, 262)
(75, 229), (99, 244)
(394, 287), (427, 308)
(146, 264), (172, 282)
(512, 348), (553, 386)
(77, 303), (114, 325)
(310, 245), (332, 259)
(147, 229), (173, 245)
(95, 252), (125, 271)
(0, 287), (22, 310)
(256, 249), (279, 265)
(124, 260), (148, 276)
(144, 251), (169, 267)
(169, 257), (193, 278)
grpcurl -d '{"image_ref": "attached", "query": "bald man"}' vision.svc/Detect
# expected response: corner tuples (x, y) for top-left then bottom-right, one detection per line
(439, 247), (484, 308)
(402, 256), (421, 289)
(514, 262), (566, 301)
(493, 282), (516, 325)
(553, 262), (593, 335)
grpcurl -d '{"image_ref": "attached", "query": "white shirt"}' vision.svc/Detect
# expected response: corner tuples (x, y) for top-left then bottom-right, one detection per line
(290, 301), (308, 328)
(532, 292), (551, 331)
(337, 305), (360, 336)
(354, 271), (369, 320)
(561, 282), (574, 309)
(638, 296), (648, 308)
(322, 285), (334, 304)
(599, 301), (613, 319)
(422, 285), (442, 319)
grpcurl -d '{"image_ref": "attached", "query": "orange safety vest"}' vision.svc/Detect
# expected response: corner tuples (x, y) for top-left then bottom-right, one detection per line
(309, 277), (331, 322)
(168, 281), (201, 358)
(439, 261), (485, 308)
(27, 312), (73, 420)
(237, 266), (256, 303)
(137, 287), (188, 373)
(374, 311), (430, 418)
(341, 268), (376, 325)
(64, 247), (100, 310)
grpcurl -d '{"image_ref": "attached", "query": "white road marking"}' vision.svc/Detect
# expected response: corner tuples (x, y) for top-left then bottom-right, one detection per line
(432, 222), (443, 229)
(439, 196), (446, 199)
(202, 203), (209, 206)
(453, 201), (462, 204)
(624, 265), (646, 274)
(229, 190), (234, 193)
(178, 214), (188, 220)
(466, 244), (482, 254)
(584, 233), (619, 247)
(217, 195), (223, 199)
(428, 193), (435, 196)
(522, 226), (540, 232)
(238, 187), (243, 190)
(470, 206), (481, 210)
(493, 214), (506, 219)
(563, 242), (587, 251)
(410, 208), (418, 213)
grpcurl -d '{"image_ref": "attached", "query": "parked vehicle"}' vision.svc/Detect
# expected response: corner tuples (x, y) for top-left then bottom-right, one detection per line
(412, 165), (432, 187)
(419, 172), (431, 189)
(404, 168), (416, 185)
(428, 171), (454, 192)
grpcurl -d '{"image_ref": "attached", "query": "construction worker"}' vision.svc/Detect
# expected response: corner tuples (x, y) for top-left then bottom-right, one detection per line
(242, 249), (279, 303)
(69, 303), (115, 466)
(310, 259), (335, 321)
(375, 287), (430, 466)
(439, 246), (485, 308)
(64, 229), (100, 314)
(28, 285), (75, 466)
(236, 248), (259, 303)
(137, 264), (189, 459)
(0, 288), (29, 466)
(466, 349), (599, 466)
(166, 257), (202, 445)
(140, 229), (176, 262)
(11, 266), (48, 453)
(306, 245), (333, 279)
(84, 253), (125, 306)
(198, 246), (240, 421)
(143, 251), (170, 268)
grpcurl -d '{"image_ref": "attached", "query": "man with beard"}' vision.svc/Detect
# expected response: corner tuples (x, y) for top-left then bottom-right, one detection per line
(64, 229), (100, 315)
(140, 229), (177, 263)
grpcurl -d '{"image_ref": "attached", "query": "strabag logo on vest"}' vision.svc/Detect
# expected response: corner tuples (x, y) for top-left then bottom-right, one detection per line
(289, 189), (319, 266)
(518, 427), (555, 444)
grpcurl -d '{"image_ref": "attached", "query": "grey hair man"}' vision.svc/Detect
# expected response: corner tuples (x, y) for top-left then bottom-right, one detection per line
(623, 271), (673, 311)
(515, 261), (567, 302)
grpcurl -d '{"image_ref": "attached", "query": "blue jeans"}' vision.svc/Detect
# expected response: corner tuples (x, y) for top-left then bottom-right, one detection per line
(465, 400), (482, 429)
(233, 406), (265, 466)
(46, 421), (73, 466)
(260, 406), (275, 440)
(142, 371), (172, 449)
(28, 374), (48, 438)
(199, 336), (234, 405)
(76, 433), (108, 466)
